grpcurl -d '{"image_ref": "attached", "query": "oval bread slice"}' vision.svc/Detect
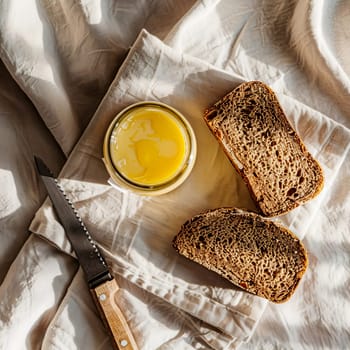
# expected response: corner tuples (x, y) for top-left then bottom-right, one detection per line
(172, 207), (308, 303)
(204, 81), (324, 217)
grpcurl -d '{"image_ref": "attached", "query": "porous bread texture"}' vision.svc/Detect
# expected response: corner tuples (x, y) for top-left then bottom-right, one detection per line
(172, 208), (308, 303)
(204, 81), (324, 217)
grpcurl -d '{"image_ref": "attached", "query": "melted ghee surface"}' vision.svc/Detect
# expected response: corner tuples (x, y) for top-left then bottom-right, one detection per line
(109, 106), (189, 186)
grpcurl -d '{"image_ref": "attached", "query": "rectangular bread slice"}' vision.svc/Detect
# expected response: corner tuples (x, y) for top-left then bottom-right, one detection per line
(204, 81), (324, 217)
(172, 207), (308, 303)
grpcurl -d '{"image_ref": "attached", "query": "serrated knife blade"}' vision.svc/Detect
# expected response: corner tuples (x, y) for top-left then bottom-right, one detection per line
(34, 156), (138, 350)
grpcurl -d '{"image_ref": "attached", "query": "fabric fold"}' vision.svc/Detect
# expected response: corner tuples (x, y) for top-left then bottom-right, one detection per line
(0, 0), (197, 155)
(290, 0), (350, 127)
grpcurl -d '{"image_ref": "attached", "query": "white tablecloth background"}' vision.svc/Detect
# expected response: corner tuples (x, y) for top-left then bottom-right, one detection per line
(0, 1), (349, 349)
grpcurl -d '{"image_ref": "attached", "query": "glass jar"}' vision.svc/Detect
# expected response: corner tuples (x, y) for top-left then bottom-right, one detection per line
(103, 101), (197, 195)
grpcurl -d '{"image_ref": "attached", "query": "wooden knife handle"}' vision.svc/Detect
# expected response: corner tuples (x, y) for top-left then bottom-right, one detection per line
(91, 278), (139, 350)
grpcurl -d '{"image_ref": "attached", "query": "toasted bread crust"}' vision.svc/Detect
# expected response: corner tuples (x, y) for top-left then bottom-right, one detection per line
(204, 81), (324, 217)
(172, 207), (308, 303)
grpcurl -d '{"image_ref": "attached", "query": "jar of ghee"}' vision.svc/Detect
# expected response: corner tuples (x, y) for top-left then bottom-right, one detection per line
(103, 101), (197, 195)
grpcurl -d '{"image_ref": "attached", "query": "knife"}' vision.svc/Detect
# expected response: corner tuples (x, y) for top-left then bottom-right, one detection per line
(34, 156), (138, 350)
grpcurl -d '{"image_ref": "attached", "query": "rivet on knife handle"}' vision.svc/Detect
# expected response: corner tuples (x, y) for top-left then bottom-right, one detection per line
(91, 278), (139, 350)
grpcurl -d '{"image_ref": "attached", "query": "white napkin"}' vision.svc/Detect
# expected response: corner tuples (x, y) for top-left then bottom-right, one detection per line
(29, 29), (347, 349)
(29, 29), (263, 349)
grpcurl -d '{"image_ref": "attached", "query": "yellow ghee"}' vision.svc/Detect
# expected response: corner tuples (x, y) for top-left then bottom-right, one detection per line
(109, 105), (190, 186)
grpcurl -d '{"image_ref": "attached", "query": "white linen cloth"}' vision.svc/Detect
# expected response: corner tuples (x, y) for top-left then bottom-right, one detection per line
(0, 0), (349, 349)
(29, 30), (266, 349)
